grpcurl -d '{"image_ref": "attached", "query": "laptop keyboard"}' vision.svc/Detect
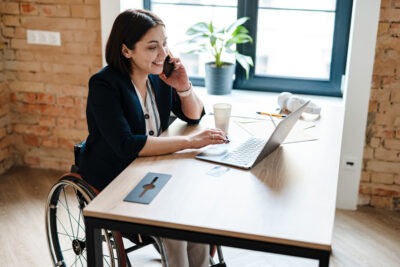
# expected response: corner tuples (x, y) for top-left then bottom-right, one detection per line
(221, 137), (266, 166)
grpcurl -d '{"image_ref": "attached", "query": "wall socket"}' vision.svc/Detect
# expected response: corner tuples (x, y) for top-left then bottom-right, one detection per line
(27, 30), (61, 46)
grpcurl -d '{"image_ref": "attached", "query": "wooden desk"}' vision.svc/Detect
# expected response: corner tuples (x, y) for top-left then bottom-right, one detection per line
(84, 105), (343, 267)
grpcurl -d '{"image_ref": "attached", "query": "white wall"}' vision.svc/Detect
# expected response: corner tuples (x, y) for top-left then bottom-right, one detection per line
(100, 0), (143, 65)
(99, 1), (120, 66)
(99, 0), (382, 210)
(337, 0), (380, 209)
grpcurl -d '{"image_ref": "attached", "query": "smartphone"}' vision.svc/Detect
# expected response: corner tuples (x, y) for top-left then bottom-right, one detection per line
(163, 55), (174, 77)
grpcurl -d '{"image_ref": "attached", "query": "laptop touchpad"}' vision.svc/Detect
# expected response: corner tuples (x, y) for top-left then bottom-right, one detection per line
(199, 145), (228, 156)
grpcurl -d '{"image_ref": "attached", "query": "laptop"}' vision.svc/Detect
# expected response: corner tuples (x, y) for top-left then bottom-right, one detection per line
(195, 100), (311, 169)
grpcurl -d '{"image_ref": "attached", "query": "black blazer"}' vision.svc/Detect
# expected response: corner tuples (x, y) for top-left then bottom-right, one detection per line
(79, 66), (204, 190)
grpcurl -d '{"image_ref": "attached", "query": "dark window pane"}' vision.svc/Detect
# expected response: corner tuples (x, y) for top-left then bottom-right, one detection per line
(259, 0), (336, 11)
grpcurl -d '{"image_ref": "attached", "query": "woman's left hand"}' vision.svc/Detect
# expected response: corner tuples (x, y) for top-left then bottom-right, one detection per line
(159, 55), (191, 91)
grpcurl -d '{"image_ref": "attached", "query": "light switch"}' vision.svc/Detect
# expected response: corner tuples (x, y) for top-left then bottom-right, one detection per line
(27, 30), (61, 46)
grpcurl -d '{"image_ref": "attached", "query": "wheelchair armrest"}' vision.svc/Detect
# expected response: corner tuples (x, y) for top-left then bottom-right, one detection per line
(71, 141), (86, 173)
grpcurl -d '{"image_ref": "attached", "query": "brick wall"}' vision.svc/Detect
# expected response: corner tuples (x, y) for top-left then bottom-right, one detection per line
(0, 68), (14, 172)
(0, 1), (399, 209)
(0, 0), (102, 173)
(359, 0), (400, 210)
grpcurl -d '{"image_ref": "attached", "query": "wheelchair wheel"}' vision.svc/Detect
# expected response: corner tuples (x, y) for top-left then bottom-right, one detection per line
(45, 174), (126, 266)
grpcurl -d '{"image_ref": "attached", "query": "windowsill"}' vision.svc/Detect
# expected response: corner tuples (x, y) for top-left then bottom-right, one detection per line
(193, 86), (344, 117)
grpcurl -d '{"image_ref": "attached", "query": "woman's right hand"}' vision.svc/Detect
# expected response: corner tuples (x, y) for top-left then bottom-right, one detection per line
(187, 128), (229, 149)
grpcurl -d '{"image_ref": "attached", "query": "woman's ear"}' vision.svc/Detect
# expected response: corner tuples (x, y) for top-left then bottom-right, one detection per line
(121, 44), (132, 58)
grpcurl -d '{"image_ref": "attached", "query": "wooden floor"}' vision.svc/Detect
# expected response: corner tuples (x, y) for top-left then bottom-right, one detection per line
(0, 166), (399, 267)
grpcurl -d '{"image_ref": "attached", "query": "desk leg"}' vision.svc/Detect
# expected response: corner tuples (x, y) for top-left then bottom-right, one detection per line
(318, 251), (330, 267)
(85, 218), (103, 267)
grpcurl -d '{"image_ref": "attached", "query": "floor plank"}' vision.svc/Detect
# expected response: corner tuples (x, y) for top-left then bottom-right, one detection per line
(0, 167), (399, 266)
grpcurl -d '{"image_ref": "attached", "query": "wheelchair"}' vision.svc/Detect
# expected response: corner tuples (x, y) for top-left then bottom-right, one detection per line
(45, 142), (226, 266)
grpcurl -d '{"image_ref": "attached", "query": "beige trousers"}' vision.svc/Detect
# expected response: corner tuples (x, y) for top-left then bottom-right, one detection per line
(162, 238), (209, 267)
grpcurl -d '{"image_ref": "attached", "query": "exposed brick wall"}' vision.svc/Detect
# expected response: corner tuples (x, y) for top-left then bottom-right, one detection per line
(0, 0), (102, 173)
(360, 0), (400, 210)
(0, 70), (14, 173)
(1, 4), (14, 174)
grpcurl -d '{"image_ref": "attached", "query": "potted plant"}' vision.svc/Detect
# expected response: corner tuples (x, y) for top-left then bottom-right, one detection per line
(184, 17), (254, 95)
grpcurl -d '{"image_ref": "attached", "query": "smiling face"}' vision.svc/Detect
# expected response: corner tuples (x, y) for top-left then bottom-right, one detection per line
(122, 25), (168, 77)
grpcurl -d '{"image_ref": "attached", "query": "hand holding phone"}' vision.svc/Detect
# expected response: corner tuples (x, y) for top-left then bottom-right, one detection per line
(163, 55), (174, 78)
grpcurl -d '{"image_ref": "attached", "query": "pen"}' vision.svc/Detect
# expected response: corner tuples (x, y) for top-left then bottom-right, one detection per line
(256, 111), (287, 118)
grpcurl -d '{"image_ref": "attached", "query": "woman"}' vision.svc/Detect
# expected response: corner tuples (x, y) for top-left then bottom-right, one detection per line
(79, 9), (227, 267)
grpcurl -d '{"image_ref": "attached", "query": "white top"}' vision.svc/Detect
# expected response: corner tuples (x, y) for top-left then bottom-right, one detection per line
(132, 80), (161, 136)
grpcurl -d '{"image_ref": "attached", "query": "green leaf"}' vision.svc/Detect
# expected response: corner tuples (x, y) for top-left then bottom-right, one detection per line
(208, 21), (214, 34)
(182, 16), (253, 74)
(235, 53), (254, 79)
(233, 25), (250, 35)
(226, 17), (250, 34)
(226, 33), (253, 47)
(186, 22), (209, 35)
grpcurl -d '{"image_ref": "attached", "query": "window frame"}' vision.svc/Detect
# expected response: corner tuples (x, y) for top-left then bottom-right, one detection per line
(144, 0), (353, 97)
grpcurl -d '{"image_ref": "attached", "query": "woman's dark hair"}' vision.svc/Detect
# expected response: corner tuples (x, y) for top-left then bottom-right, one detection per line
(105, 9), (165, 75)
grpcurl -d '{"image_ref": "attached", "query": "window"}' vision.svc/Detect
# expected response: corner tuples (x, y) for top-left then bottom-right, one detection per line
(123, 0), (353, 97)
(149, 1), (237, 80)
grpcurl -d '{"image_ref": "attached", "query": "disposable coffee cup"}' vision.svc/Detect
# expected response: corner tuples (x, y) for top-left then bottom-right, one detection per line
(213, 103), (232, 134)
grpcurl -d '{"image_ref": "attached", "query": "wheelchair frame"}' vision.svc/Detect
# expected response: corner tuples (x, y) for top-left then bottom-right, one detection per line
(45, 143), (226, 266)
